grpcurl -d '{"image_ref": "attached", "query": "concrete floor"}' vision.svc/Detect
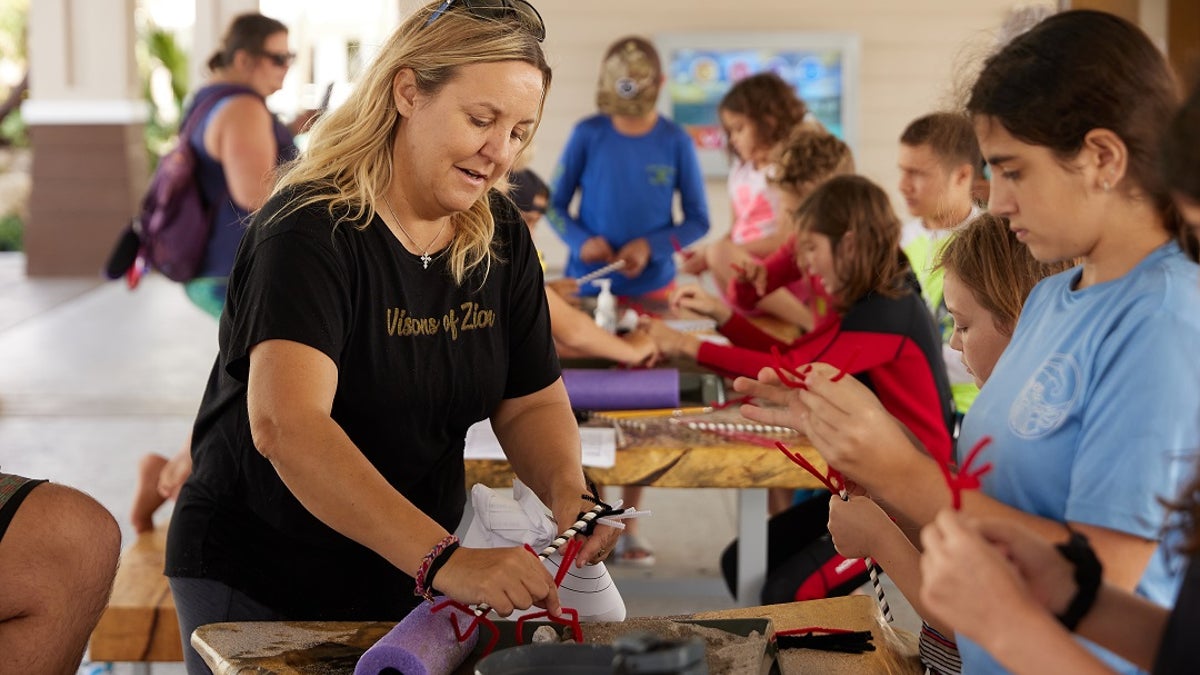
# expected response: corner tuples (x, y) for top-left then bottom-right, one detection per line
(0, 252), (917, 673)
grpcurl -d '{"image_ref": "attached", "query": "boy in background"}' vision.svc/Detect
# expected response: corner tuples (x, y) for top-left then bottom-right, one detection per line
(510, 167), (658, 367)
(548, 38), (710, 564)
(897, 112), (982, 417)
(548, 36), (709, 300)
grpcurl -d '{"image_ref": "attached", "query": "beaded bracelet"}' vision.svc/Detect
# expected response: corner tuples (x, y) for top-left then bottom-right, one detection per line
(414, 534), (460, 603)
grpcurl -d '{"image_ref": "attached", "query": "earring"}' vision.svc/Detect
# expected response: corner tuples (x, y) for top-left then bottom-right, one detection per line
(1102, 180), (1111, 193)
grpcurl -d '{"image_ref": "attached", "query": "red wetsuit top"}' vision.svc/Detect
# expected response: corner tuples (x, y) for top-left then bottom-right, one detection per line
(700, 271), (955, 461)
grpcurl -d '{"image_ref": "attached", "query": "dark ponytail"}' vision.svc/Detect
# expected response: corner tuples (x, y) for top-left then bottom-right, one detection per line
(206, 13), (287, 72)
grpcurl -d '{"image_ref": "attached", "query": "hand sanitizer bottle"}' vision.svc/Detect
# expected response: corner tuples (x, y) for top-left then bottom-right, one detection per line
(593, 278), (618, 334)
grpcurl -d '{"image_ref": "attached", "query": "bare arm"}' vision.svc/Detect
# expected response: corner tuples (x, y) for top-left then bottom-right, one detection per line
(742, 229), (789, 258)
(921, 512), (1170, 673)
(736, 364), (1158, 591)
(205, 95), (279, 211)
(247, 338), (561, 615)
(547, 290), (655, 366)
(826, 494), (950, 634)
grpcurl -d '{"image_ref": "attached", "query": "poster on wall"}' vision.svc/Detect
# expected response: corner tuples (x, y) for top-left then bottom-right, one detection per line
(656, 32), (860, 177)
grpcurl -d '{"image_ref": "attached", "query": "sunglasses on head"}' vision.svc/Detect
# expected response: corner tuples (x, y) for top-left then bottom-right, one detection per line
(254, 50), (296, 68)
(424, 0), (546, 42)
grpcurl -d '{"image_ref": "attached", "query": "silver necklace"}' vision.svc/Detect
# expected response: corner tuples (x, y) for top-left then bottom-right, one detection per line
(382, 196), (448, 270)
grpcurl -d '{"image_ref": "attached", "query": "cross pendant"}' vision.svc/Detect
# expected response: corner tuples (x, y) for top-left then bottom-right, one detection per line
(420, 253), (432, 269)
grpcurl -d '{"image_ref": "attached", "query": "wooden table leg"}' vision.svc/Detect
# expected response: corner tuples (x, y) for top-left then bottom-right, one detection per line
(736, 488), (768, 607)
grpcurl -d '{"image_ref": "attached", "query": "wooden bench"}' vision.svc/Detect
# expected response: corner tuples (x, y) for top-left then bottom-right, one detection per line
(90, 527), (183, 668)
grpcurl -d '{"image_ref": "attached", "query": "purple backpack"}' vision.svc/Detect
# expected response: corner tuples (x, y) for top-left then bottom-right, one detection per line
(104, 84), (257, 286)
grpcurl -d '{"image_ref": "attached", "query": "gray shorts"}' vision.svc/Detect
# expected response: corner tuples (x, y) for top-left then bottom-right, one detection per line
(0, 472), (47, 543)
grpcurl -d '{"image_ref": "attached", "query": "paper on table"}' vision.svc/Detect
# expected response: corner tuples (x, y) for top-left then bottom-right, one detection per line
(463, 420), (616, 468)
(664, 318), (718, 333)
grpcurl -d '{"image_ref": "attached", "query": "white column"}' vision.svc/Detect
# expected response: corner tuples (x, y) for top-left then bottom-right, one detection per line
(23, 0), (147, 275)
(24, 0), (144, 125)
(191, 0), (260, 93)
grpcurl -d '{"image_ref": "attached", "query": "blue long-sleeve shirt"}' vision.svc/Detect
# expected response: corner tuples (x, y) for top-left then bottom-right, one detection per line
(548, 114), (709, 296)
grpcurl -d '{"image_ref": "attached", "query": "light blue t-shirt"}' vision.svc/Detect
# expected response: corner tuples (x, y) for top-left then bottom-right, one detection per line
(957, 242), (1200, 674)
(547, 114), (709, 297)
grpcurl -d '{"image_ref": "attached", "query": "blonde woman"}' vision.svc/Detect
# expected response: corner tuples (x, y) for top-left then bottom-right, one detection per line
(164, 3), (619, 671)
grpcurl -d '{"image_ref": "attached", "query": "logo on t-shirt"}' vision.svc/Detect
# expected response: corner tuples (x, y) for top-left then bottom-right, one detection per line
(646, 164), (675, 186)
(386, 302), (496, 341)
(1008, 353), (1081, 439)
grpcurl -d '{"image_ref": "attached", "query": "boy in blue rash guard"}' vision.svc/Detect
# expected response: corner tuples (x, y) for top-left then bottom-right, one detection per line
(548, 36), (709, 298)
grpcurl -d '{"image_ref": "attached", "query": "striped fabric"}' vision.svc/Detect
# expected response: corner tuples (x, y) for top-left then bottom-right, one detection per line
(919, 621), (962, 675)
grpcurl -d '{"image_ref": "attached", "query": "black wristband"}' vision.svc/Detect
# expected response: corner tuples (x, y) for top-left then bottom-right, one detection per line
(1054, 530), (1103, 631)
(423, 541), (459, 593)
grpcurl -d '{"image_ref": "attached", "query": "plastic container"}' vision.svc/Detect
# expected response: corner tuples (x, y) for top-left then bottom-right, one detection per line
(613, 632), (708, 674)
(593, 278), (618, 334)
(474, 643), (616, 674)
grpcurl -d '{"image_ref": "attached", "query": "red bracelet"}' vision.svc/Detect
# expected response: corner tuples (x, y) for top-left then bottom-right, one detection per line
(413, 534), (459, 603)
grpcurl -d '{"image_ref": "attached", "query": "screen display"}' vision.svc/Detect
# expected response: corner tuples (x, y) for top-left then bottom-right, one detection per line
(657, 33), (860, 176)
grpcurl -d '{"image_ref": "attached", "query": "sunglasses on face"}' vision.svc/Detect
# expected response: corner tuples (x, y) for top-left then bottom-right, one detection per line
(424, 0), (546, 42)
(254, 50), (296, 68)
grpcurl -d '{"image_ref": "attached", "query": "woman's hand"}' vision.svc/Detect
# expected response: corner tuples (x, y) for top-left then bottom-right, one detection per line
(928, 514), (1078, 618)
(549, 495), (622, 568)
(669, 284), (732, 324)
(827, 494), (892, 560)
(434, 545), (562, 617)
(919, 511), (1068, 641)
(546, 277), (580, 303)
(580, 236), (614, 264)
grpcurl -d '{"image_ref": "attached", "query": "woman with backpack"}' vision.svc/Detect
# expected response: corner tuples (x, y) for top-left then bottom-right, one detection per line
(130, 13), (302, 535)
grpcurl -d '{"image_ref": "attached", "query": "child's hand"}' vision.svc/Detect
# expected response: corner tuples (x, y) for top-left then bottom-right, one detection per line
(793, 363), (921, 494)
(615, 238), (651, 277)
(736, 258), (769, 297)
(638, 317), (698, 359)
(621, 329), (660, 367)
(669, 284), (732, 324)
(546, 278), (580, 303)
(827, 494), (892, 560)
(580, 236), (614, 264)
(678, 244), (708, 274)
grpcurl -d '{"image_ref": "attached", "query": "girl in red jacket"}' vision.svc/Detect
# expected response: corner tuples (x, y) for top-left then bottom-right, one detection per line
(643, 175), (956, 604)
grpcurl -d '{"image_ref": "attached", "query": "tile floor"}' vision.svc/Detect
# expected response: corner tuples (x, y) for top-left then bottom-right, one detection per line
(0, 253), (917, 674)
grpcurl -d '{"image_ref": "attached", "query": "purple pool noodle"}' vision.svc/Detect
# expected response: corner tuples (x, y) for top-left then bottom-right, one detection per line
(354, 598), (479, 675)
(561, 368), (680, 410)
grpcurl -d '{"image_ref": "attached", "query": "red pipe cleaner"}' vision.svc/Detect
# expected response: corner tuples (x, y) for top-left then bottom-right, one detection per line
(937, 436), (994, 510)
(432, 597), (500, 657)
(775, 441), (845, 496)
(711, 394), (754, 410)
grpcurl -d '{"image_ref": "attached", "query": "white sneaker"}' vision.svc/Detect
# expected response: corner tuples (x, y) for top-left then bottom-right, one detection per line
(462, 480), (626, 622)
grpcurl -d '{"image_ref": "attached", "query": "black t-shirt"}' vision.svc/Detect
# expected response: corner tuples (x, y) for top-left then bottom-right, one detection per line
(165, 189), (559, 620)
(1154, 550), (1200, 674)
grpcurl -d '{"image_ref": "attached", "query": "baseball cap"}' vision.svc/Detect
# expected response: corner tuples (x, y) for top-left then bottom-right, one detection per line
(509, 168), (549, 213)
(596, 36), (662, 117)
